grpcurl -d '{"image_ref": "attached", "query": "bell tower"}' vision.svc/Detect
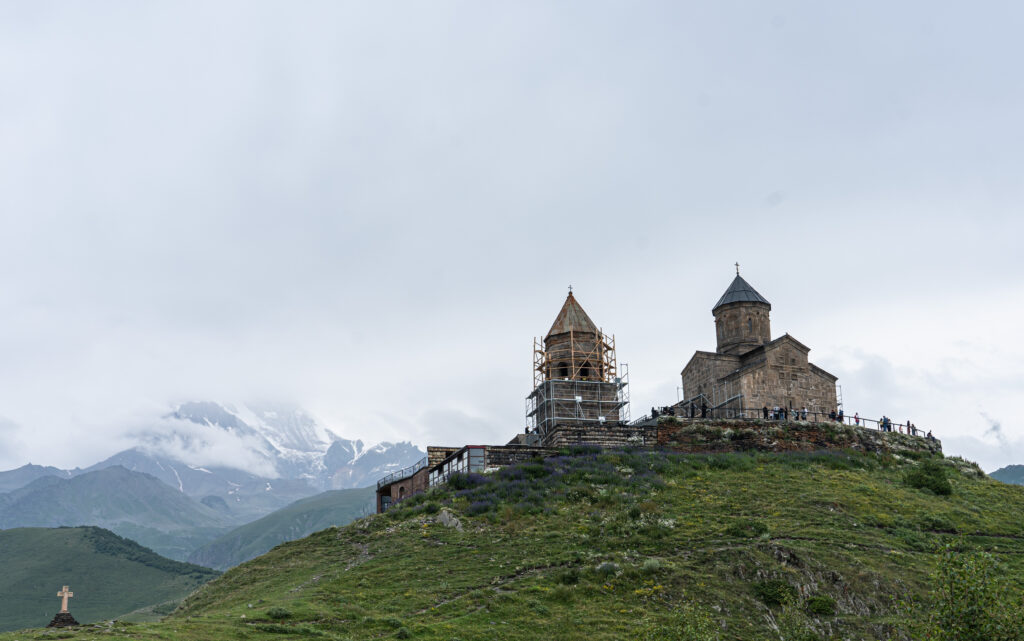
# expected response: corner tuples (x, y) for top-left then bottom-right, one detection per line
(712, 269), (771, 356)
(526, 291), (629, 436)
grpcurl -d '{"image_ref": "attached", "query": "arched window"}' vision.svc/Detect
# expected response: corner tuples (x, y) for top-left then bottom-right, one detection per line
(399, 486), (406, 498)
(557, 362), (569, 379)
(748, 318), (753, 333)
(580, 361), (592, 380)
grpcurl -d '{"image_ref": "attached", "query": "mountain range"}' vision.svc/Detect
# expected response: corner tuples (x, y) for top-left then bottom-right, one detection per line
(0, 401), (423, 561)
(0, 466), (234, 560)
(990, 464), (1024, 485)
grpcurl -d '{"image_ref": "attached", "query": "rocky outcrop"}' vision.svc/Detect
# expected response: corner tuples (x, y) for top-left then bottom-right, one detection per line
(47, 612), (79, 627)
(656, 418), (942, 456)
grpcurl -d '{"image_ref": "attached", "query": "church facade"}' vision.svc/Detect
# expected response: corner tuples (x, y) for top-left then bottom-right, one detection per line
(680, 274), (838, 416)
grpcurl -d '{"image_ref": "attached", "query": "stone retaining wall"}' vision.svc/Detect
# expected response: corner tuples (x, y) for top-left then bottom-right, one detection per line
(542, 421), (659, 449)
(484, 445), (560, 467)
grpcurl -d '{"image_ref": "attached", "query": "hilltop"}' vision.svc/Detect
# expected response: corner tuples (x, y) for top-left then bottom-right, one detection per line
(0, 526), (217, 632)
(4, 443), (1023, 640)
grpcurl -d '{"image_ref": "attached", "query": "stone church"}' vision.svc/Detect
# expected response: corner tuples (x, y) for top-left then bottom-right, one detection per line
(680, 273), (838, 416)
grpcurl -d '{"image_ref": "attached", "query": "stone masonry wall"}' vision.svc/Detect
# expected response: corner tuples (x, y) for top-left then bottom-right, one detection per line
(681, 352), (741, 403)
(484, 445), (560, 467)
(656, 417), (943, 457)
(731, 341), (837, 415)
(428, 446), (462, 467)
(715, 301), (771, 355)
(542, 421), (659, 449)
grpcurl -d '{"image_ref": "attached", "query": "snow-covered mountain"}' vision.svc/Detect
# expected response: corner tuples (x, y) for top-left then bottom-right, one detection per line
(151, 401), (424, 489)
(322, 439), (427, 489)
(0, 402), (426, 562)
(0, 401), (425, 513)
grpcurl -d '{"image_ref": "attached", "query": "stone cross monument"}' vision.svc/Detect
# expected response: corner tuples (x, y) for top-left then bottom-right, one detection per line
(47, 585), (79, 628)
(57, 586), (73, 613)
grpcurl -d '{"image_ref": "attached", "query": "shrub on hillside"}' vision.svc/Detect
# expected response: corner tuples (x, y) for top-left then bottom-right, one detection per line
(904, 460), (953, 495)
(265, 607), (291, 620)
(640, 558), (663, 575)
(595, 562), (620, 579)
(752, 579), (798, 607)
(804, 595), (837, 616)
(466, 499), (494, 516)
(447, 473), (487, 491)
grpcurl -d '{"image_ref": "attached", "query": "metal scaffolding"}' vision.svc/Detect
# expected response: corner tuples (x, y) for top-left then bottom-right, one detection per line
(526, 327), (630, 434)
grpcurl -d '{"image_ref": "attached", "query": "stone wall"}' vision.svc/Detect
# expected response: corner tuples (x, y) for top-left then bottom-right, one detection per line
(542, 421), (659, 449)
(428, 446), (461, 467)
(483, 445), (560, 467)
(714, 301), (771, 355)
(681, 351), (741, 402)
(730, 343), (837, 416)
(656, 417), (943, 456)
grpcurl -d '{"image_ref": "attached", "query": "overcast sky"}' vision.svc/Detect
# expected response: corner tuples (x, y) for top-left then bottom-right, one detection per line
(0, 2), (1022, 473)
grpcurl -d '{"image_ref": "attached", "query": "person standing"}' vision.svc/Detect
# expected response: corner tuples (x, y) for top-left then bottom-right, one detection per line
(762, 406), (769, 419)
(854, 412), (859, 426)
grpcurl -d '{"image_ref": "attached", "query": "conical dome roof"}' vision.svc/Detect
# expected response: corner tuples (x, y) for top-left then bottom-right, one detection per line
(546, 292), (599, 337)
(712, 275), (771, 312)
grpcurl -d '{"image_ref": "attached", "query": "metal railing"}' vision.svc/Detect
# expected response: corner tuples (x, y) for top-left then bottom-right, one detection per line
(643, 406), (936, 439)
(376, 456), (428, 490)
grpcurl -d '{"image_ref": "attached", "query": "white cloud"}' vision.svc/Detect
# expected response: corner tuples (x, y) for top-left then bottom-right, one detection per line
(0, 2), (1022, 473)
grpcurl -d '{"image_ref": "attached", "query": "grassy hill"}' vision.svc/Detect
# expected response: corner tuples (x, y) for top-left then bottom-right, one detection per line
(2, 447), (1024, 639)
(0, 526), (218, 632)
(0, 466), (234, 560)
(187, 486), (375, 570)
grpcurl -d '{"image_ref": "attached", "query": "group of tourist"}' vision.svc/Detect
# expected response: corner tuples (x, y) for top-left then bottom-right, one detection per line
(651, 402), (710, 420)
(876, 416), (933, 439)
(761, 405), (810, 421)
(655, 402), (936, 441)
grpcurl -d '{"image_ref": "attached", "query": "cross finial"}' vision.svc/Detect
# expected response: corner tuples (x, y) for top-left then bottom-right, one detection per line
(568, 284), (573, 295)
(57, 585), (73, 613)
(735, 262), (740, 275)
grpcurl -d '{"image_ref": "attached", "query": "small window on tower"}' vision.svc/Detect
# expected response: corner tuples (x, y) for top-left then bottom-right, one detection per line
(748, 318), (752, 333)
(557, 362), (569, 379)
(580, 361), (592, 380)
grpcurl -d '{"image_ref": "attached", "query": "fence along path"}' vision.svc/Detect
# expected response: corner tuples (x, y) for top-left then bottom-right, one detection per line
(638, 405), (935, 439)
